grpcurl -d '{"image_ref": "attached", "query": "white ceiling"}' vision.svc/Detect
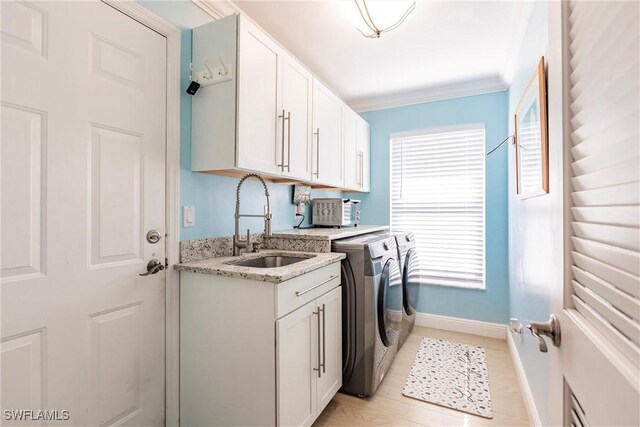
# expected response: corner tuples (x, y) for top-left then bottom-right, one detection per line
(232, 0), (533, 111)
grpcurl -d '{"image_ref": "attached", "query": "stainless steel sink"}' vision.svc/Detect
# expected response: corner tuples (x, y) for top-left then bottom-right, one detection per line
(230, 255), (313, 268)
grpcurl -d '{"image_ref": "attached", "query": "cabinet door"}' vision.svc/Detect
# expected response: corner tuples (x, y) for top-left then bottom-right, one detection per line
(312, 79), (343, 186)
(237, 15), (281, 175)
(281, 56), (312, 180)
(276, 301), (318, 427)
(342, 108), (358, 189)
(316, 287), (342, 413)
(356, 116), (370, 192)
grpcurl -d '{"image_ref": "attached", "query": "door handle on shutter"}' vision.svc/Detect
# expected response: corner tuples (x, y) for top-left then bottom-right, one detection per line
(278, 109), (286, 170)
(313, 308), (321, 378)
(320, 303), (326, 373)
(526, 315), (561, 352)
(313, 128), (320, 176)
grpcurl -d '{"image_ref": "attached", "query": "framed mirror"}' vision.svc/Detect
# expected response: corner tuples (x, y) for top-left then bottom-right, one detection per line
(515, 56), (549, 198)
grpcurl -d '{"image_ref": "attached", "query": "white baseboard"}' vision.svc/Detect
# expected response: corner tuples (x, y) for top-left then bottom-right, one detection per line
(414, 312), (507, 340)
(507, 332), (542, 427)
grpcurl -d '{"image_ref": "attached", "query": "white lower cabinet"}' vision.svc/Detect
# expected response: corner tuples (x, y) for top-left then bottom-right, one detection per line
(277, 287), (342, 427)
(315, 287), (342, 411)
(180, 262), (342, 427)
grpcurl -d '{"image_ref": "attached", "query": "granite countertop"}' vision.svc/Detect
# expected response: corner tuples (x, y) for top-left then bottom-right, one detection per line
(271, 225), (389, 241)
(175, 249), (346, 284)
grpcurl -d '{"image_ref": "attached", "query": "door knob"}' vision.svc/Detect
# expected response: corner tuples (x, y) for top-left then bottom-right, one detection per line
(526, 314), (561, 353)
(140, 259), (165, 276)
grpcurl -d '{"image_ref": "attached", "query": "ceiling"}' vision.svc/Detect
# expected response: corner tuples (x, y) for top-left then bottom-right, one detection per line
(231, 0), (533, 111)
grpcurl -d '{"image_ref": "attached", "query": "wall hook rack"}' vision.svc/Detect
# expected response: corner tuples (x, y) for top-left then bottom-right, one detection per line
(189, 55), (233, 88)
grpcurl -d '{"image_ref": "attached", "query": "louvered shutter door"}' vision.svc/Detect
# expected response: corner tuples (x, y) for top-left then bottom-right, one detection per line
(568, 0), (640, 366)
(390, 125), (486, 289)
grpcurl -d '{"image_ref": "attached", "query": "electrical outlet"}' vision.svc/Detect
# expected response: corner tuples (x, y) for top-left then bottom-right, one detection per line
(510, 318), (522, 334)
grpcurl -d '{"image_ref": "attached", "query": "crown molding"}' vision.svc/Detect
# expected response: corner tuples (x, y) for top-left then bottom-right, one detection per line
(191, 0), (242, 20)
(348, 75), (508, 113)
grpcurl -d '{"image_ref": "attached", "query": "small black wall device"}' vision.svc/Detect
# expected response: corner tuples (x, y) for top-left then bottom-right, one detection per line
(186, 81), (200, 96)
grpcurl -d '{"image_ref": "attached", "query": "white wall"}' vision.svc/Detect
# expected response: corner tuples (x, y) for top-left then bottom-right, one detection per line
(507, 2), (556, 425)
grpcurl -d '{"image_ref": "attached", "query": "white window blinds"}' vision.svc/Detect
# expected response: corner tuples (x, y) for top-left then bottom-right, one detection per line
(390, 124), (486, 289)
(568, 0), (640, 366)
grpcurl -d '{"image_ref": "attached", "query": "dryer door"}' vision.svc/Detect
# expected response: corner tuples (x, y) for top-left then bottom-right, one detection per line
(377, 258), (402, 346)
(403, 248), (421, 316)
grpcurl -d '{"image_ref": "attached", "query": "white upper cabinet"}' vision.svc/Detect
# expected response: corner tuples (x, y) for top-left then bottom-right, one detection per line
(237, 16), (282, 175)
(312, 78), (343, 187)
(343, 109), (370, 192)
(280, 56), (313, 180)
(191, 14), (369, 191)
(343, 108), (358, 190)
(356, 116), (370, 192)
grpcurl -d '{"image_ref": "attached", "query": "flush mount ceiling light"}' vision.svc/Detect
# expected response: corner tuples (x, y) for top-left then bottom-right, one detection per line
(353, 0), (416, 39)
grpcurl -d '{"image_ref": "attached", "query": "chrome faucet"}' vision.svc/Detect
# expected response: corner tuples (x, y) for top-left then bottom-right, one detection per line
(233, 173), (272, 256)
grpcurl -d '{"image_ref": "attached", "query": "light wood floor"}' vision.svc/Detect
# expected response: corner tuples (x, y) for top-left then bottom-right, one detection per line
(313, 326), (530, 427)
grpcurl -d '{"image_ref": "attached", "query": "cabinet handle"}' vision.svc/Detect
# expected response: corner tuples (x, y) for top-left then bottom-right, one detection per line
(286, 111), (291, 172)
(359, 151), (364, 188)
(313, 308), (321, 378)
(320, 303), (326, 374)
(295, 275), (337, 297)
(278, 109), (286, 170)
(356, 151), (362, 186)
(313, 128), (320, 176)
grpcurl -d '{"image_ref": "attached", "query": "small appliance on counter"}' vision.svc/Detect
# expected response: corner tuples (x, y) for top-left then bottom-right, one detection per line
(312, 198), (361, 228)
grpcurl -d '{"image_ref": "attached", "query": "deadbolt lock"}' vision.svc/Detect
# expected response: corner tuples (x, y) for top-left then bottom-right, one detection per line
(146, 230), (162, 244)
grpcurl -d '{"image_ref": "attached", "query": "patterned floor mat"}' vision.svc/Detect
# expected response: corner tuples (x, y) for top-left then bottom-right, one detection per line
(402, 337), (493, 418)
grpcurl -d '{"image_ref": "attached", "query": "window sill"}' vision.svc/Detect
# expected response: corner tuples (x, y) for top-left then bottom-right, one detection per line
(420, 280), (486, 291)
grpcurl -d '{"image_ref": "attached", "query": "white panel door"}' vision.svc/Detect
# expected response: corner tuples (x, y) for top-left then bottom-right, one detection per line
(1, 1), (167, 425)
(280, 55), (312, 180)
(237, 15), (281, 175)
(312, 79), (343, 186)
(315, 287), (342, 413)
(276, 301), (317, 427)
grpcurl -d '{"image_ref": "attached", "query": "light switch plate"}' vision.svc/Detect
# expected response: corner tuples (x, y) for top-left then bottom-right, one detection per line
(183, 205), (195, 228)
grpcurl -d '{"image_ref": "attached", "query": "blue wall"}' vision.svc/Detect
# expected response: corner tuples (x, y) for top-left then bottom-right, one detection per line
(507, 2), (550, 425)
(138, 2), (339, 240)
(348, 91), (510, 324)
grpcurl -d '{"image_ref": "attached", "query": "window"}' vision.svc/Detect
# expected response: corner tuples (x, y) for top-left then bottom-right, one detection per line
(390, 124), (486, 289)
